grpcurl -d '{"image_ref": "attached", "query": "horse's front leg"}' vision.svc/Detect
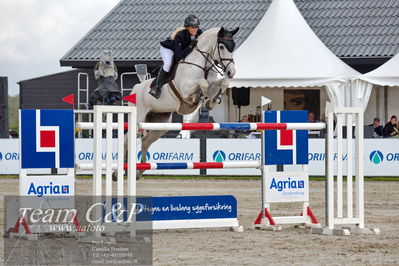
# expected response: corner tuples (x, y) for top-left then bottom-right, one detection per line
(187, 78), (209, 104)
(205, 77), (229, 110)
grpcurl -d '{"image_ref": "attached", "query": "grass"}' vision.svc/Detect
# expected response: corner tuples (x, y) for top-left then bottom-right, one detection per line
(0, 175), (398, 181)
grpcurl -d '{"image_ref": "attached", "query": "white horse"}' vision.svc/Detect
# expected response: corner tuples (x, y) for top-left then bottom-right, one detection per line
(117, 27), (239, 179)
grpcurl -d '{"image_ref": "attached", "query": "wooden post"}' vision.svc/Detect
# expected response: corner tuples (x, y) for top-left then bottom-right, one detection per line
(0, 77), (9, 138)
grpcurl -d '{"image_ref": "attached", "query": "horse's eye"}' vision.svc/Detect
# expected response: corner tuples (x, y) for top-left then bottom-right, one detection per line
(219, 45), (224, 49)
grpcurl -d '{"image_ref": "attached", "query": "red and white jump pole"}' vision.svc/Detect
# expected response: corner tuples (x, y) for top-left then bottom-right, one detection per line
(76, 122), (325, 131)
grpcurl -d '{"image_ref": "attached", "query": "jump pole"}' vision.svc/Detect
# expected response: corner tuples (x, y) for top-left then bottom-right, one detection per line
(76, 122), (326, 131)
(76, 161), (261, 171)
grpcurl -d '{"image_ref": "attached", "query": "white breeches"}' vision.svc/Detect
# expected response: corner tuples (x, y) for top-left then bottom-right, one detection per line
(160, 46), (174, 72)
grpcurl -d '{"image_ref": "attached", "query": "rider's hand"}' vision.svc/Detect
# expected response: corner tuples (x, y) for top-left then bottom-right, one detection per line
(190, 39), (198, 48)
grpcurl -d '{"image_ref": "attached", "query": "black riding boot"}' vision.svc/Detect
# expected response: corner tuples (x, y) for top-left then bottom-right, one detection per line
(149, 68), (169, 99)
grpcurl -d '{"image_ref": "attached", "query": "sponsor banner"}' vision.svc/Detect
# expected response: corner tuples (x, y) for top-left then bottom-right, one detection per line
(19, 175), (75, 208)
(207, 139), (399, 176)
(264, 111), (308, 165)
(20, 175), (74, 197)
(0, 140), (50, 174)
(141, 195), (237, 220)
(1, 139), (399, 176)
(308, 138), (399, 176)
(0, 139), (200, 175)
(71, 138), (199, 175)
(110, 195), (237, 222)
(136, 139), (200, 175)
(207, 139), (261, 175)
(264, 170), (309, 203)
(20, 110), (74, 169)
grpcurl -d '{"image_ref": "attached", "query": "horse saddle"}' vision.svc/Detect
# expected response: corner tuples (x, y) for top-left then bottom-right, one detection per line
(150, 60), (179, 88)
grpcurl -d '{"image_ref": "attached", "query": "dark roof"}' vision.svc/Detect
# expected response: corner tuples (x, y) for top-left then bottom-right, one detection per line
(19, 68), (145, 109)
(60, 0), (268, 67)
(19, 69), (91, 109)
(60, 0), (399, 68)
(298, 0), (399, 58)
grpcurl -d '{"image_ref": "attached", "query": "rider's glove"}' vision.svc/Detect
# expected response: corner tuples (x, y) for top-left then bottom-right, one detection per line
(190, 39), (198, 48)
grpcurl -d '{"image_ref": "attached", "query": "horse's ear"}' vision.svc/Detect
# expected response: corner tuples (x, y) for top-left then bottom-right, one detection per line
(218, 27), (225, 37)
(231, 27), (239, 36)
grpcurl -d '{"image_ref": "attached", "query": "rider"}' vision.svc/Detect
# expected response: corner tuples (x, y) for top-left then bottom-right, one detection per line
(149, 15), (203, 99)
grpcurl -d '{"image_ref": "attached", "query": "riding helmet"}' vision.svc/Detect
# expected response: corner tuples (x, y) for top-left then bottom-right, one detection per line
(184, 15), (200, 27)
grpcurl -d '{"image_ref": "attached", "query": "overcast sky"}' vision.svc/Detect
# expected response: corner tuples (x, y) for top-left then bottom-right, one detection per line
(0, 0), (120, 96)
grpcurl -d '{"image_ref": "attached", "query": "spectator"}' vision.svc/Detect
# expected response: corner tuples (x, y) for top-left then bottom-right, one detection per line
(369, 117), (383, 137)
(9, 130), (18, 139)
(308, 112), (315, 123)
(237, 115), (251, 138)
(383, 115), (399, 138)
(308, 112), (319, 138)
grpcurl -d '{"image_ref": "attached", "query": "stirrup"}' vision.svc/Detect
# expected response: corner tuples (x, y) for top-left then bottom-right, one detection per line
(149, 87), (161, 99)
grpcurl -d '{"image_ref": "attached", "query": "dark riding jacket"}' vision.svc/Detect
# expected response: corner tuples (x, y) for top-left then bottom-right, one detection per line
(383, 122), (399, 138)
(160, 29), (203, 61)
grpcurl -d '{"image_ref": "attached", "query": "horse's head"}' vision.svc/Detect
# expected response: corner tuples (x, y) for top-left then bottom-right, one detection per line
(196, 27), (239, 79)
(215, 27), (239, 78)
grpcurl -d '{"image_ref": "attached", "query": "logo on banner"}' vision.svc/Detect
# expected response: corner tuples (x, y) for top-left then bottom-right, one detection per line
(264, 110), (308, 165)
(270, 177), (305, 192)
(369, 150), (383, 164)
(212, 150), (226, 162)
(20, 110), (74, 169)
(27, 182), (70, 197)
(0, 152), (2, 161)
(137, 151), (151, 161)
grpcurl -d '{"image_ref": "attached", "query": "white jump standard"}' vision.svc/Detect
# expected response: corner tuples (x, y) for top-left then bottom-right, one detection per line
(253, 110), (323, 230)
(79, 105), (138, 244)
(311, 107), (380, 236)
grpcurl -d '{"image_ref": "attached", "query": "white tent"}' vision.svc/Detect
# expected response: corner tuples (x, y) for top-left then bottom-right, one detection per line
(359, 54), (399, 86)
(230, 0), (360, 108)
(351, 53), (399, 119)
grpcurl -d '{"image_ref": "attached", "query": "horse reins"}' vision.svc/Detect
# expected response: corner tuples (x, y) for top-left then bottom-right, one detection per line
(180, 37), (235, 79)
(215, 37), (235, 71)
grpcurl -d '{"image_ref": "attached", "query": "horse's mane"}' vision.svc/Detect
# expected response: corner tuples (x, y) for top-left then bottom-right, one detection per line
(197, 27), (220, 42)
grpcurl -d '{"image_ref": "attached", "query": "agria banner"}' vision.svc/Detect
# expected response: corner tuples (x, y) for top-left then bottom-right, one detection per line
(19, 109), (75, 200)
(263, 110), (308, 165)
(20, 109), (74, 169)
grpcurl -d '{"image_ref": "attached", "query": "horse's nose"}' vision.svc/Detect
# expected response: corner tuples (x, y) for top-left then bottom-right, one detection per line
(227, 70), (235, 78)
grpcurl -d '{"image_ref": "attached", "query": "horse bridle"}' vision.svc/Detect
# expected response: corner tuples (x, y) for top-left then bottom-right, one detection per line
(180, 37), (235, 79)
(215, 37), (235, 72)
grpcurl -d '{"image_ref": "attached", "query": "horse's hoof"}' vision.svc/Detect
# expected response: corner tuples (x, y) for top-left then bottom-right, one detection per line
(112, 173), (117, 182)
(205, 100), (211, 110)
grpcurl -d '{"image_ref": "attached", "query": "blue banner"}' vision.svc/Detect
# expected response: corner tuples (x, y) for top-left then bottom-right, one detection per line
(264, 110), (308, 165)
(107, 195), (237, 222)
(20, 109), (74, 168)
